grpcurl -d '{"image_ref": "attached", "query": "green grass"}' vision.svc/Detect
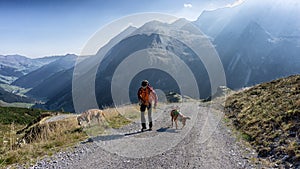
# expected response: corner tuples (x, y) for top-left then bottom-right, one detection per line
(0, 84), (30, 97)
(123, 111), (139, 120)
(81, 108), (134, 136)
(106, 114), (132, 129)
(0, 106), (46, 125)
(0, 100), (34, 108)
(240, 133), (254, 142)
(83, 124), (107, 136)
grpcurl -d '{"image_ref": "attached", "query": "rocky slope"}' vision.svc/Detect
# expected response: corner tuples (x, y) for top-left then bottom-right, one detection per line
(225, 74), (300, 168)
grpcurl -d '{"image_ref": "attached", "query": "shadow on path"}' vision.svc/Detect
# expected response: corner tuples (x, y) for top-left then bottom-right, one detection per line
(156, 127), (178, 133)
(124, 129), (151, 136)
(82, 126), (179, 143)
(92, 134), (125, 142)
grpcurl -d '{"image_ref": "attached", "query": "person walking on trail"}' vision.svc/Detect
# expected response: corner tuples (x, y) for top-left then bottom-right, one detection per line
(137, 80), (158, 131)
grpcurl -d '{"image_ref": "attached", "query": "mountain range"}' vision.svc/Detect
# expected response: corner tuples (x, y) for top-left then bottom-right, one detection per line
(196, 0), (300, 89)
(0, 54), (76, 104)
(1, 0), (299, 112)
(0, 55), (60, 84)
(12, 54), (77, 90)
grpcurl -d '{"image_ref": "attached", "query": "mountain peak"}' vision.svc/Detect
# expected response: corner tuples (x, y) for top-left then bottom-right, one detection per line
(133, 20), (171, 36)
(241, 21), (271, 40)
(122, 25), (137, 33)
(0, 54), (29, 60)
(245, 21), (263, 30)
(171, 18), (189, 27)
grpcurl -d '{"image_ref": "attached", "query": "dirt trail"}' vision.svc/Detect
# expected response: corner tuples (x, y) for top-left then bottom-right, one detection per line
(32, 102), (262, 169)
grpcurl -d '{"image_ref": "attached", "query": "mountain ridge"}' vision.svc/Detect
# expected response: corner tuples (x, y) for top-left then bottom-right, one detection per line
(31, 15), (300, 112)
(40, 20), (213, 112)
(12, 54), (77, 89)
(3, 1), (300, 112)
(0, 55), (57, 84)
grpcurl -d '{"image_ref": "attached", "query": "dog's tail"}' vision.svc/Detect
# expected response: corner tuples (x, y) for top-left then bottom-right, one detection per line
(185, 116), (191, 120)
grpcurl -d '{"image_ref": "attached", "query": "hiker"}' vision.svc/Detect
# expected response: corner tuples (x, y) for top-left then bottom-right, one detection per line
(137, 80), (158, 131)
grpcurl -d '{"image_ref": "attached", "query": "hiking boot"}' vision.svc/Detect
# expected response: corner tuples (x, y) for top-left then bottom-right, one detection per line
(149, 122), (153, 130)
(141, 123), (147, 131)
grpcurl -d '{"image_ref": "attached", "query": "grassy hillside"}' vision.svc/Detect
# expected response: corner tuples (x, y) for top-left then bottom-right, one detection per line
(0, 106), (47, 125)
(0, 107), (59, 167)
(0, 105), (133, 168)
(0, 87), (33, 104)
(0, 100), (33, 108)
(225, 75), (300, 168)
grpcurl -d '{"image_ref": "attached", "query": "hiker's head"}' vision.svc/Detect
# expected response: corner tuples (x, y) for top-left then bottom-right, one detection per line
(141, 80), (149, 89)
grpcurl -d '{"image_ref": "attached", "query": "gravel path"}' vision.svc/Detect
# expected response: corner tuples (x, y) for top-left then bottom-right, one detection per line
(31, 102), (263, 169)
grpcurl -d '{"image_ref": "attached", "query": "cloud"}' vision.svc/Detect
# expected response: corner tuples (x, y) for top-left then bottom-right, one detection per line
(184, 3), (193, 8)
(226, 0), (245, 8)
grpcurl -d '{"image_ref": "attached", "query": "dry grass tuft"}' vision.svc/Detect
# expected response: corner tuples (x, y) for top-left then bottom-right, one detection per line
(0, 105), (138, 168)
(0, 116), (88, 168)
(79, 106), (134, 137)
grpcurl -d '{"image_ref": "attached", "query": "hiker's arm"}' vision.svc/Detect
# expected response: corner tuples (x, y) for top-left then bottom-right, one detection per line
(152, 90), (158, 108)
(137, 88), (143, 104)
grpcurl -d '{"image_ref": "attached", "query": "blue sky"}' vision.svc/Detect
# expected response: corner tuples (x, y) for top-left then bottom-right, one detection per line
(0, 0), (241, 58)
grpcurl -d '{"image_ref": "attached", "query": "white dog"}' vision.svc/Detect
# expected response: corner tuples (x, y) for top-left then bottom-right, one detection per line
(77, 109), (105, 127)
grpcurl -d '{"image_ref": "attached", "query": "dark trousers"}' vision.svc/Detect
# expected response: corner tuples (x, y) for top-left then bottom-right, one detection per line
(140, 104), (153, 129)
